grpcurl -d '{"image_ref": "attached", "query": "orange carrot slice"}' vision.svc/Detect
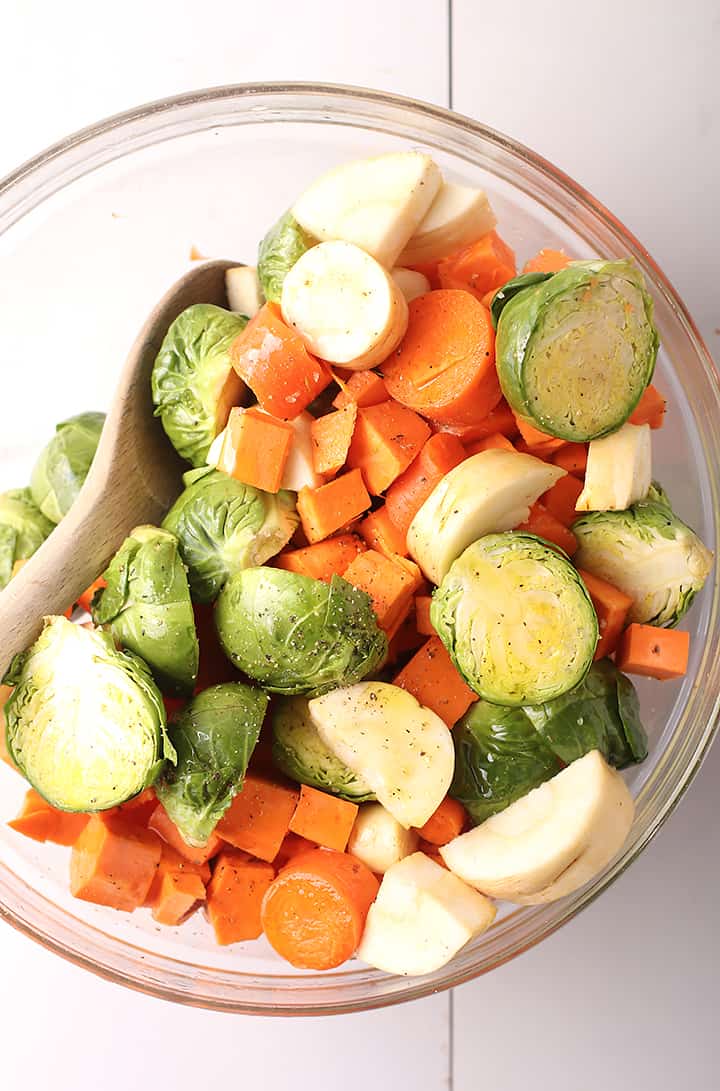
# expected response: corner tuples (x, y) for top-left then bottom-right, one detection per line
(207, 850), (275, 944)
(382, 290), (501, 426)
(415, 797), (467, 846)
(289, 785), (359, 853)
(576, 568), (633, 660)
(275, 533), (366, 581)
(615, 624), (689, 680)
(384, 432), (466, 541)
(296, 469), (372, 544)
(216, 774), (299, 863)
(261, 849), (379, 969)
(231, 302), (331, 419)
(70, 815), (162, 911)
(437, 231), (517, 300)
(393, 636), (478, 727)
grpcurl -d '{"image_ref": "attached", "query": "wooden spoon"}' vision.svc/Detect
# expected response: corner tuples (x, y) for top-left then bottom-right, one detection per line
(0, 259), (238, 676)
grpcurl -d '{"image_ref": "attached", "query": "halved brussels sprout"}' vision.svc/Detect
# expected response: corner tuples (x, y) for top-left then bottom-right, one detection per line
(156, 682), (267, 846)
(30, 412), (105, 523)
(162, 466), (298, 603)
(257, 210), (314, 304)
(3, 617), (172, 811)
(573, 494), (713, 627)
(215, 568), (387, 696)
(271, 696), (375, 801)
(496, 260), (658, 441)
(452, 659), (647, 824)
(91, 525), (199, 696)
(432, 532), (597, 705)
(151, 304), (248, 467)
(0, 488), (54, 589)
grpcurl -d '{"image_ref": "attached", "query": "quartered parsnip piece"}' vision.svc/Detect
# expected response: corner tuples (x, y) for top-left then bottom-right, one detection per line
(347, 803), (419, 875)
(408, 448), (565, 585)
(292, 151), (443, 269)
(576, 422), (652, 512)
(391, 267), (431, 303)
(225, 266), (263, 318)
(357, 853), (496, 976)
(440, 750), (634, 904)
(281, 241), (409, 370)
(207, 409), (322, 491)
(308, 682), (454, 829)
(398, 183), (497, 266)
(276, 411), (324, 491)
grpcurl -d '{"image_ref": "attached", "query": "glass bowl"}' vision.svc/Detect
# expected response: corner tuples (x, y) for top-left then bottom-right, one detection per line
(0, 84), (718, 1016)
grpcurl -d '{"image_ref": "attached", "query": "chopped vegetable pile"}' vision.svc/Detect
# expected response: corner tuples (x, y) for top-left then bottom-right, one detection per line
(1, 150), (713, 978)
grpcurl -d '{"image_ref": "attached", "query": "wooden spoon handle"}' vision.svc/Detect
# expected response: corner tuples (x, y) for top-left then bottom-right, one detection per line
(0, 470), (170, 676)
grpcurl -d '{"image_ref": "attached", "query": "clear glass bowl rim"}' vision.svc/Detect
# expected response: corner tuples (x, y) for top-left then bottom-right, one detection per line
(0, 82), (718, 1016)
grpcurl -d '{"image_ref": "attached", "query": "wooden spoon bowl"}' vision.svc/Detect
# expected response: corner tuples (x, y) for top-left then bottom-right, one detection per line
(0, 259), (237, 675)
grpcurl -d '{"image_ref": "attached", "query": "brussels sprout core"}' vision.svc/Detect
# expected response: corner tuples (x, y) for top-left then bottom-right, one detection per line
(432, 533), (598, 706)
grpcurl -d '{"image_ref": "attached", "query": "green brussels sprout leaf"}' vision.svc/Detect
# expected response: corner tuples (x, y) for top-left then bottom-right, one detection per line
(30, 412), (105, 524)
(215, 568), (387, 696)
(489, 271), (553, 329)
(92, 525), (199, 696)
(271, 696), (375, 801)
(151, 304), (248, 467)
(452, 659), (647, 824)
(162, 467), (298, 603)
(451, 701), (563, 825)
(257, 210), (314, 304)
(156, 682), (267, 846)
(523, 658), (648, 767)
(3, 617), (173, 811)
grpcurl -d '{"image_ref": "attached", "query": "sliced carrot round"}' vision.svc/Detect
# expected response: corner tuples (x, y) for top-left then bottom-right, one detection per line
(382, 290), (501, 426)
(261, 848), (379, 970)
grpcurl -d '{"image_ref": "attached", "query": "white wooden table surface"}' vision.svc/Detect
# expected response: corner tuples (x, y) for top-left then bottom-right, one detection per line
(1, 3), (718, 1087)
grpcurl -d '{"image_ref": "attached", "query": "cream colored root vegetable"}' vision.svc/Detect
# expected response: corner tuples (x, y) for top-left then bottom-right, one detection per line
(281, 241), (408, 370)
(309, 682), (454, 829)
(440, 751), (634, 903)
(347, 803), (419, 874)
(407, 448), (566, 585)
(357, 853), (496, 976)
(225, 266), (263, 317)
(292, 151), (443, 269)
(391, 267), (431, 303)
(576, 422), (652, 511)
(398, 183), (497, 266)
